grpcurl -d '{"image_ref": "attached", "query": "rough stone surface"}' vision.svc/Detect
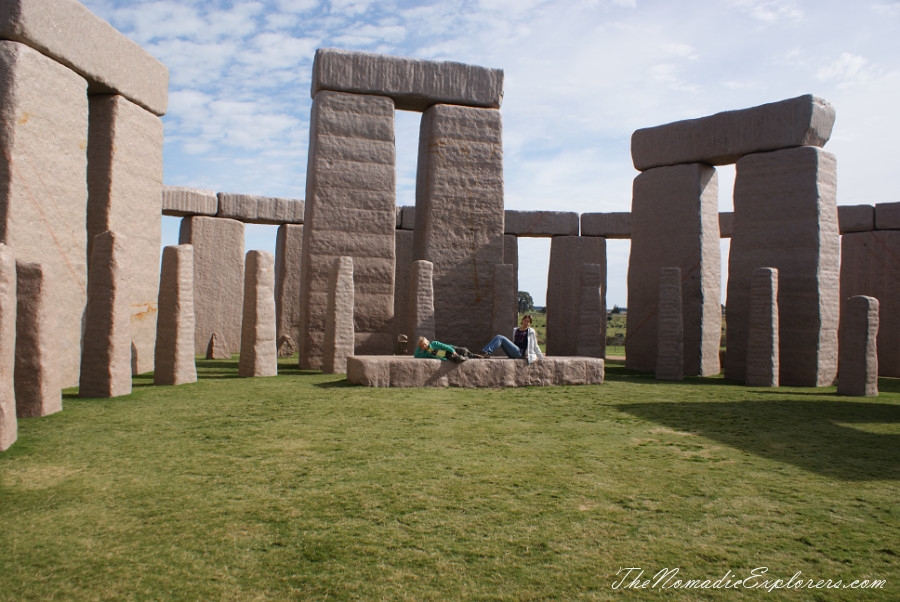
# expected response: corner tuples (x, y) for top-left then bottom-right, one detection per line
(503, 234), (518, 298)
(492, 264), (516, 338)
(874, 202), (900, 231)
(87, 94), (163, 376)
(154, 244), (196, 386)
(179, 216), (244, 356)
(837, 295), (879, 397)
(547, 236), (606, 356)
(276, 335), (296, 358)
(393, 230), (414, 343)
(504, 211), (578, 237)
(631, 95), (835, 171)
(312, 48), (503, 112)
(239, 251), (277, 378)
(0, 41), (87, 388)
(745, 267), (779, 387)
(626, 163), (721, 376)
(275, 224), (303, 345)
(576, 263), (605, 358)
(206, 332), (230, 360)
(299, 91), (396, 368)
(719, 212), (734, 238)
(161, 186), (218, 217)
(0, 244), (15, 451)
(217, 193), (305, 225)
(839, 231), (900, 377)
(322, 256), (355, 374)
(655, 267), (684, 381)
(726, 146), (839, 386)
(414, 104), (504, 350)
(400, 205), (416, 230)
(347, 356), (604, 388)
(14, 261), (60, 417)
(580, 212), (632, 239)
(409, 260), (435, 342)
(0, 0), (168, 115)
(838, 204), (874, 234)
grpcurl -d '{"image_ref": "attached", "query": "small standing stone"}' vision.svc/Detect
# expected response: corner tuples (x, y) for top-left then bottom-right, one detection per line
(15, 261), (61, 417)
(656, 267), (684, 381)
(837, 296), (879, 397)
(154, 244), (197, 386)
(322, 256), (355, 374)
(206, 332), (230, 360)
(238, 251), (278, 378)
(745, 268), (779, 387)
(277, 335), (297, 358)
(409, 260), (435, 343)
(576, 263), (605, 358)
(0, 244), (16, 451)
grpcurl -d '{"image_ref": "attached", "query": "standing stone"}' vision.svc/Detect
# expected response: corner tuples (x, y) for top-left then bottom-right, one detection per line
(576, 263), (605, 358)
(492, 264), (516, 339)
(626, 163), (721, 376)
(503, 235), (518, 300)
(239, 251), (277, 378)
(393, 230), (414, 343)
(0, 41), (88, 388)
(179, 216), (244, 356)
(726, 146), (839, 386)
(322, 256), (355, 375)
(547, 236), (606, 356)
(80, 231), (132, 398)
(14, 261), (60, 417)
(87, 94), (163, 376)
(299, 91), (396, 368)
(409, 260), (435, 343)
(745, 267), (779, 387)
(414, 104), (504, 350)
(206, 332), (230, 360)
(656, 268), (684, 381)
(275, 223), (303, 345)
(154, 244), (196, 386)
(837, 295), (879, 397)
(0, 244), (16, 451)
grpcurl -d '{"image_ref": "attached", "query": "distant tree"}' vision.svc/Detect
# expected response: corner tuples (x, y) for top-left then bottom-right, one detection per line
(611, 305), (621, 315)
(518, 291), (535, 313)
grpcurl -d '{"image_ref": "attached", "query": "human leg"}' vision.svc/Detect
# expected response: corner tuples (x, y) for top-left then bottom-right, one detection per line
(481, 335), (523, 358)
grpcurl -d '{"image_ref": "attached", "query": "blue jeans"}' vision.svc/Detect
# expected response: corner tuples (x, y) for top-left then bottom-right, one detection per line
(482, 335), (523, 358)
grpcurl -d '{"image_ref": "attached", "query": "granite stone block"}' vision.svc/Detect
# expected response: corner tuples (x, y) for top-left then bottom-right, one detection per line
(239, 251), (277, 377)
(154, 244), (196, 386)
(14, 261), (60, 417)
(547, 237), (606, 356)
(503, 235), (518, 299)
(161, 186), (218, 217)
(0, 244), (15, 451)
(837, 295), (879, 397)
(719, 212), (734, 238)
(580, 212), (632, 239)
(576, 263), (605, 358)
(409, 260), (435, 343)
(504, 210), (578, 237)
(400, 205), (416, 230)
(838, 204), (874, 234)
(655, 267), (684, 381)
(275, 224), (303, 345)
(745, 267), (779, 387)
(492, 264), (516, 338)
(322, 256), (355, 374)
(875, 202), (900, 230)
(217, 193), (304, 225)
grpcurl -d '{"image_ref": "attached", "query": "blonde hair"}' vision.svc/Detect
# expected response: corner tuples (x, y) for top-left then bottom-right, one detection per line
(417, 336), (429, 348)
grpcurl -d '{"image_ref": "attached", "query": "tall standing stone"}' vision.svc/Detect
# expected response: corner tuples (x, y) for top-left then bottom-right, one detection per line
(503, 234), (518, 300)
(837, 295), (879, 397)
(626, 163), (720, 376)
(414, 104), (504, 350)
(275, 223), (303, 345)
(0, 244), (16, 451)
(300, 91), (396, 368)
(745, 267), (779, 387)
(727, 146), (839, 386)
(393, 230), (414, 342)
(492, 264), (516, 339)
(656, 268), (684, 381)
(322, 256), (355, 374)
(14, 261), (60, 417)
(239, 251), (277, 378)
(154, 244), (196, 386)
(576, 263), (605, 358)
(547, 236), (606, 356)
(409, 260), (435, 343)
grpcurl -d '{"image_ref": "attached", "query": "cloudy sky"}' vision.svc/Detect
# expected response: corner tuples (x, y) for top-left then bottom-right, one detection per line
(81, 0), (900, 307)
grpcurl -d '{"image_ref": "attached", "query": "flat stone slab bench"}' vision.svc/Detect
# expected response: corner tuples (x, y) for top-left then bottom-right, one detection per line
(346, 356), (604, 388)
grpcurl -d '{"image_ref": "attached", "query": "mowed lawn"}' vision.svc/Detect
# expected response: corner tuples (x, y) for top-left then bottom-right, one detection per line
(1, 359), (898, 601)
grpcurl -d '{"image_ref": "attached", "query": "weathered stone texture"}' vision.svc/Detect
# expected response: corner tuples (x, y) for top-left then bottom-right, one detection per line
(838, 204), (874, 234)
(206, 332), (230, 360)
(393, 230), (414, 342)
(400, 205), (416, 230)
(161, 186), (218, 217)
(504, 210), (578, 237)
(275, 224), (303, 345)
(217, 193), (304, 225)
(0, 244), (15, 451)
(0, 41), (88, 388)
(576, 263), (605, 358)
(492, 264), (516, 338)
(312, 48), (503, 112)
(409, 260), (435, 342)
(0, 0), (169, 115)
(726, 146), (839, 386)
(626, 164), (721, 376)
(277, 335), (296, 358)
(719, 212), (734, 238)
(874, 202), (900, 231)
(239, 251), (277, 378)
(154, 244), (196, 386)
(87, 94), (163, 376)
(655, 267), (684, 381)
(299, 91), (396, 368)
(14, 261), (60, 417)
(503, 235), (518, 299)
(547, 236), (606, 356)
(580, 212), (632, 239)
(322, 256), (354, 374)
(837, 295), (879, 397)
(414, 104), (504, 350)
(79, 231), (132, 398)
(631, 95), (835, 171)
(745, 267), (779, 387)
(179, 216), (245, 356)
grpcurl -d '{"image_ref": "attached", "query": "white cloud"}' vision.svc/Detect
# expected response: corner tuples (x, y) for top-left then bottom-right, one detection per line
(727, 0), (802, 22)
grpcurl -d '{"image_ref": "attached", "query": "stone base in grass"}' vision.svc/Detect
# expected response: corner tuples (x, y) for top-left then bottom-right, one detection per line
(346, 356), (604, 388)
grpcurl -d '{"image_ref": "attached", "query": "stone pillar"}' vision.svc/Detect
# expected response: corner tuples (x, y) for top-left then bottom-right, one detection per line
(727, 146), (839, 386)
(15, 261), (61, 417)
(300, 91), (396, 368)
(239, 251), (278, 378)
(626, 163), (720, 376)
(576, 263), (605, 358)
(745, 267), (779, 387)
(87, 94), (163, 376)
(0, 41), (88, 388)
(504, 234), (519, 305)
(655, 268), (684, 381)
(322, 256), (355, 374)
(393, 230), (414, 344)
(0, 244), (16, 452)
(275, 223), (303, 348)
(154, 244), (197, 386)
(492, 264), (516, 339)
(547, 236), (606, 356)
(409, 260), (435, 343)
(414, 104), (504, 350)
(79, 231), (132, 398)
(179, 216), (245, 356)
(837, 295), (879, 397)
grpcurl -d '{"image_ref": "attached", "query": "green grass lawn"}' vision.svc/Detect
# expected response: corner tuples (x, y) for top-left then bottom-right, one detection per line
(1, 359), (898, 600)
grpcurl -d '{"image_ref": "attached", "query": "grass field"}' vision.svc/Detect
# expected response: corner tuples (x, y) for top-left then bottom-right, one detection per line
(1, 358), (898, 600)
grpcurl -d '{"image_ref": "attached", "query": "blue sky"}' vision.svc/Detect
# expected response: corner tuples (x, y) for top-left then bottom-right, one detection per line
(81, 0), (900, 307)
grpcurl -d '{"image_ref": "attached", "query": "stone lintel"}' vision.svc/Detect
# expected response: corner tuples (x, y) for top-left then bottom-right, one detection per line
(217, 192), (305, 225)
(504, 210), (578, 237)
(875, 202), (900, 231)
(580, 212), (631, 239)
(161, 186), (218, 217)
(838, 204), (875, 234)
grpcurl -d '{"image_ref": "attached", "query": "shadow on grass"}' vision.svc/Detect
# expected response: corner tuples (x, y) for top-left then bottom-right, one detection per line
(314, 378), (355, 388)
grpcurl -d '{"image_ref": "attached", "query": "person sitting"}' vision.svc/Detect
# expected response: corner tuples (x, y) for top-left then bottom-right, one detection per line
(414, 336), (471, 363)
(478, 315), (544, 364)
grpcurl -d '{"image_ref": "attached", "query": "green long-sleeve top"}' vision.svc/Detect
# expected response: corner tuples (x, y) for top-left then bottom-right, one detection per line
(414, 340), (456, 360)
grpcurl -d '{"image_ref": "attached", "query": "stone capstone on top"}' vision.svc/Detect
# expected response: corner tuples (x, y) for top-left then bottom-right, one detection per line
(875, 202), (900, 231)
(162, 187), (218, 217)
(217, 193), (305, 225)
(580, 212), (632, 239)
(504, 210), (578, 237)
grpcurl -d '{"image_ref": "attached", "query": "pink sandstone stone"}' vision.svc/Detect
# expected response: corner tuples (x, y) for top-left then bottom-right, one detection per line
(837, 295), (879, 397)
(322, 256), (355, 374)
(655, 267), (684, 381)
(409, 260), (435, 343)
(0, 244), (16, 451)
(154, 244), (196, 386)
(576, 263), (605, 358)
(14, 260), (60, 417)
(275, 224), (303, 345)
(547, 236), (606, 357)
(239, 251), (278, 378)
(745, 267), (779, 387)
(161, 186), (218, 217)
